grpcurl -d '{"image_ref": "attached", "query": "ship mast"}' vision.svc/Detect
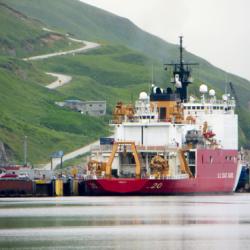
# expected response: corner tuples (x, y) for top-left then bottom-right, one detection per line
(180, 35), (183, 67)
(164, 36), (198, 102)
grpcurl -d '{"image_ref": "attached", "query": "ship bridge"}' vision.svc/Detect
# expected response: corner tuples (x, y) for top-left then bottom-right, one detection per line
(183, 99), (236, 116)
(182, 87), (238, 150)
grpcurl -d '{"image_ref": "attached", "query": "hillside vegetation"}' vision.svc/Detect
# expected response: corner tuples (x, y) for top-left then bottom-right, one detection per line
(3, 0), (250, 100)
(0, 2), (82, 58)
(0, 0), (249, 166)
(0, 56), (110, 164)
(0, 2), (165, 163)
(32, 45), (156, 112)
(3, 0), (250, 103)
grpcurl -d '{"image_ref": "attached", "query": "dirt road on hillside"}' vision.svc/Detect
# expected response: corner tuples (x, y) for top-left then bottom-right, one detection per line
(45, 72), (72, 89)
(23, 40), (100, 61)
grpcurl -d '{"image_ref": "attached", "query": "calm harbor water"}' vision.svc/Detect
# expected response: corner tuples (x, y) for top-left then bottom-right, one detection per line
(0, 195), (250, 250)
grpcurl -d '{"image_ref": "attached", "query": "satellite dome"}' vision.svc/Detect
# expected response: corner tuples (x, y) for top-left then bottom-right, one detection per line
(139, 92), (148, 100)
(199, 84), (208, 94)
(209, 89), (216, 96)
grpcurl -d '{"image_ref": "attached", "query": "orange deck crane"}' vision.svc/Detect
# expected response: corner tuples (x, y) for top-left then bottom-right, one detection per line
(106, 141), (141, 179)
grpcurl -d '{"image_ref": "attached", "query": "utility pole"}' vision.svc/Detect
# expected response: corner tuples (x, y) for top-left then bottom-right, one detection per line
(60, 156), (63, 173)
(24, 136), (28, 166)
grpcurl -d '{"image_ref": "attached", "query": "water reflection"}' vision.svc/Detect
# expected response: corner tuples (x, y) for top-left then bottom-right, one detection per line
(0, 195), (250, 249)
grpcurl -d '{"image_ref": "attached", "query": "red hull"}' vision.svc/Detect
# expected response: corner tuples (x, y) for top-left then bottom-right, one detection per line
(85, 177), (236, 195)
(85, 149), (240, 195)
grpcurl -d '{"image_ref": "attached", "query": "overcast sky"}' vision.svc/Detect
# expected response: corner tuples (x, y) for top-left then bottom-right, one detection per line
(81, 0), (250, 81)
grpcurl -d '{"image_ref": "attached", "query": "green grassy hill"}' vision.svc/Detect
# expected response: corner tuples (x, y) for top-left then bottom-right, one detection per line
(0, 0), (178, 60)
(0, 2), (82, 58)
(0, 2), (162, 164)
(0, 44), (161, 164)
(0, 56), (110, 164)
(32, 45), (154, 111)
(2, 0), (250, 105)
(3, 1), (250, 107)
(0, 0), (249, 165)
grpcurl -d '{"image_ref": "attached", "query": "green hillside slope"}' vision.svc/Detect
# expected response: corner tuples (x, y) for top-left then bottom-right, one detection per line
(0, 56), (110, 164)
(0, 0), (178, 61)
(0, 0), (249, 165)
(2, 0), (250, 103)
(0, 42), (163, 164)
(3, 0), (249, 146)
(31, 45), (154, 111)
(0, 3), (164, 163)
(0, 2), (82, 58)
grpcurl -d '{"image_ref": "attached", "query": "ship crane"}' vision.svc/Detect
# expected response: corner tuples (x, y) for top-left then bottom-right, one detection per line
(106, 141), (141, 179)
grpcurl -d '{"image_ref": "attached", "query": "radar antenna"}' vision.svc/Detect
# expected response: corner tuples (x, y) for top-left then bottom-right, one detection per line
(164, 36), (198, 102)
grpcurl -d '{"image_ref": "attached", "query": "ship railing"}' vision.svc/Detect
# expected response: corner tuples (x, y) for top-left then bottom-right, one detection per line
(84, 173), (190, 180)
(91, 143), (218, 153)
(109, 118), (158, 124)
(184, 99), (236, 106)
(137, 145), (179, 152)
(91, 144), (113, 152)
(109, 118), (177, 125)
(91, 144), (181, 153)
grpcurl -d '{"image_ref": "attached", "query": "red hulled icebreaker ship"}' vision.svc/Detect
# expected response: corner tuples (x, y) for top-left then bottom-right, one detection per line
(84, 37), (242, 195)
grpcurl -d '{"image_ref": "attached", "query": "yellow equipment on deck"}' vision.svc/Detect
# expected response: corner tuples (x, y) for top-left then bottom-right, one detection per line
(88, 160), (106, 177)
(113, 102), (134, 123)
(150, 155), (169, 178)
(106, 141), (141, 179)
(178, 149), (193, 177)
